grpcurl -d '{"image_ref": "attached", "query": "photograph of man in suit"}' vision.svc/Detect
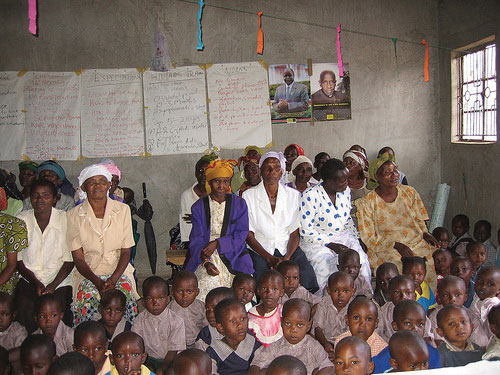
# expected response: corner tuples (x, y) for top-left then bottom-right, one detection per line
(272, 68), (309, 114)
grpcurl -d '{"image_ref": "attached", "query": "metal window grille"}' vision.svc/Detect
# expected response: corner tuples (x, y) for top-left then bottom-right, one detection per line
(456, 43), (497, 142)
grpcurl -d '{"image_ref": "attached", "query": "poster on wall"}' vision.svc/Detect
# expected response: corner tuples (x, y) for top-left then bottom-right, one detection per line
(311, 63), (351, 121)
(0, 72), (25, 161)
(269, 64), (311, 124)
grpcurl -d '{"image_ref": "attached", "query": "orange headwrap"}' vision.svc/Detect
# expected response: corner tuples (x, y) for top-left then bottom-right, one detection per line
(205, 159), (237, 193)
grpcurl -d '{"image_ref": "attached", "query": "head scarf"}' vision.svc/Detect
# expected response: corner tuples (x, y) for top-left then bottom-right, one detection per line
(286, 144), (305, 156)
(343, 149), (369, 177)
(198, 152), (219, 165)
(77, 164), (112, 201)
(291, 155), (313, 172)
(18, 160), (39, 172)
(205, 159), (237, 194)
(99, 158), (122, 181)
(367, 152), (397, 190)
(0, 187), (7, 211)
(37, 161), (66, 181)
(244, 145), (265, 156)
(259, 151), (287, 174)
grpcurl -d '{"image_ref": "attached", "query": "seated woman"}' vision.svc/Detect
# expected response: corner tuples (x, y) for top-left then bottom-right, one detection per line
(243, 151), (318, 292)
(343, 148), (369, 227)
(283, 144), (304, 184)
(310, 152), (330, 185)
(238, 160), (261, 197)
(286, 155), (315, 193)
(67, 164), (139, 325)
(367, 147), (408, 189)
(356, 155), (438, 284)
(18, 161), (39, 200)
(186, 159), (254, 301)
(0, 209), (26, 296)
(299, 158), (371, 291)
(15, 179), (74, 332)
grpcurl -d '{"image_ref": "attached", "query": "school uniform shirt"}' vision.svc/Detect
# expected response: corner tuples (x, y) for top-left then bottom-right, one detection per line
(353, 276), (374, 299)
(450, 233), (473, 256)
(248, 304), (282, 347)
(179, 183), (201, 242)
(376, 301), (434, 342)
(105, 365), (153, 375)
(483, 336), (500, 360)
(428, 305), (488, 348)
(416, 280), (438, 313)
(167, 298), (207, 346)
(131, 307), (186, 359)
(16, 208), (73, 288)
(251, 335), (333, 375)
(437, 339), (484, 367)
(334, 330), (387, 357)
(195, 325), (223, 352)
(484, 239), (497, 265)
(312, 296), (348, 342)
(372, 342), (441, 373)
(278, 285), (322, 306)
(98, 318), (131, 343)
(34, 322), (73, 356)
(242, 182), (300, 257)
(0, 321), (27, 350)
(470, 295), (500, 338)
(207, 332), (261, 375)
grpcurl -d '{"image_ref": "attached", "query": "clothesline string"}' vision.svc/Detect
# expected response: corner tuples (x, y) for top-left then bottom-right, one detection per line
(174, 0), (473, 54)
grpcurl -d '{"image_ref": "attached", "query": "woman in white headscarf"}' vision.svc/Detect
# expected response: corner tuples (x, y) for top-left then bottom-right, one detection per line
(285, 155), (316, 193)
(67, 164), (139, 325)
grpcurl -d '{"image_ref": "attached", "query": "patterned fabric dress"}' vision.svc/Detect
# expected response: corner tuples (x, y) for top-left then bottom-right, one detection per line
(0, 213), (27, 294)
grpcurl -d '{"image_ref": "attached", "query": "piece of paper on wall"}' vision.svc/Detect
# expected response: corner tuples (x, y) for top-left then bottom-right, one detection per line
(24, 72), (81, 160)
(81, 69), (144, 158)
(0, 72), (26, 161)
(151, 24), (173, 72)
(207, 62), (272, 149)
(143, 67), (209, 155)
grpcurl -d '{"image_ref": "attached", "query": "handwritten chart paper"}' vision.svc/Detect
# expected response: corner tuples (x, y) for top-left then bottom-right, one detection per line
(0, 72), (25, 160)
(207, 62), (272, 149)
(24, 72), (80, 160)
(143, 67), (208, 155)
(81, 69), (144, 158)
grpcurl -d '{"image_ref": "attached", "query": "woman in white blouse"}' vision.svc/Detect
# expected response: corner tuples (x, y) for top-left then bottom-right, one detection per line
(16, 179), (74, 332)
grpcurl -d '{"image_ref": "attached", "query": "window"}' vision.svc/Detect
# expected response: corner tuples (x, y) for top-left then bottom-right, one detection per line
(451, 37), (497, 143)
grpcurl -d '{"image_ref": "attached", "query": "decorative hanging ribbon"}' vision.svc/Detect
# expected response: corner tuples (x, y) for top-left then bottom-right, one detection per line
(196, 0), (205, 51)
(257, 12), (264, 54)
(336, 23), (344, 77)
(151, 23), (173, 71)
(28, 0), (37, 35)
(421, 39), (429, 82)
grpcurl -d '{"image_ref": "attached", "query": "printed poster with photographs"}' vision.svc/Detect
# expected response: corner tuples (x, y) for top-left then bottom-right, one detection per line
(311, 63), (351, 121)
(268, 64), (311, 124)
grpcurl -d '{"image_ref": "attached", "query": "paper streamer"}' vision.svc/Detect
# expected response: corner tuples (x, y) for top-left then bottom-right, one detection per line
(196, 0), (205, 51)
(152, 23), (173, 71)
(422, 39), (429, 82)
(28, 0), (37, 35)
(257, 12), (264, 54)
(336, 23), (344, 77)
(428, 183), (451, 232)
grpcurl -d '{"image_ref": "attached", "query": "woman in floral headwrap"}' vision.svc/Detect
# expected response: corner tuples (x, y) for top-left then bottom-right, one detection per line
(186, 159), (254, 301)
(355, 154), (438, 283)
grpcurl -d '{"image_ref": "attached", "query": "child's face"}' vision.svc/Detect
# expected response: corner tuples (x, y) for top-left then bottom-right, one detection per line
(450, 260), (473, 285)
(439, 281), (467, 306)
(143, 284), (169, 316)
(257, 276), (284, 311)
(205, 295), (225, 327)
(474, 224), (490, 243)
(217, 305), (248, 345)
(452, 219), (468, 238)
(339, 256), (361, 280)
(281, 307), (311, 345)
(346, 303), (378, 341)
(392, 309), (426, 337)
(489, 310), (500, 339)
(475, 269), (500, 300)
(21, 348), (55, 375)
(467, 245), (487, 271)
(404, 264), (426, 290)
(233, 279), (256, 305)
(0, 301), (14, 332)
(377, 268), (398, 295)
(172, 278), (199, 308)
(35, 301), (63, 337)
(282, 267), (300, 296)
(436, 232), (450, 249)
(99, 297), (125, 329)
(390, 280), (416, 305)
(327, 277), (355, 311)
(74, 333), (108, 374)
(334, 343), (374, 375)
(433, 251), (452, 275)
(391, 347), (429, 372)
(110, 340), (147, 375)
(436, 309), (472, 348)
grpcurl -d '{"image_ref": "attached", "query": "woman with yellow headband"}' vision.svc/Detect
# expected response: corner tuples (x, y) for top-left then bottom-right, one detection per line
(355, 155), (439, 285)
(185, 159), (254, 301)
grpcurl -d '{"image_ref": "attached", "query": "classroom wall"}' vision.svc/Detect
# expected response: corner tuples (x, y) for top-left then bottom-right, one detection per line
(0, 0), (441, 278)
(438, 0), (500, 239)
